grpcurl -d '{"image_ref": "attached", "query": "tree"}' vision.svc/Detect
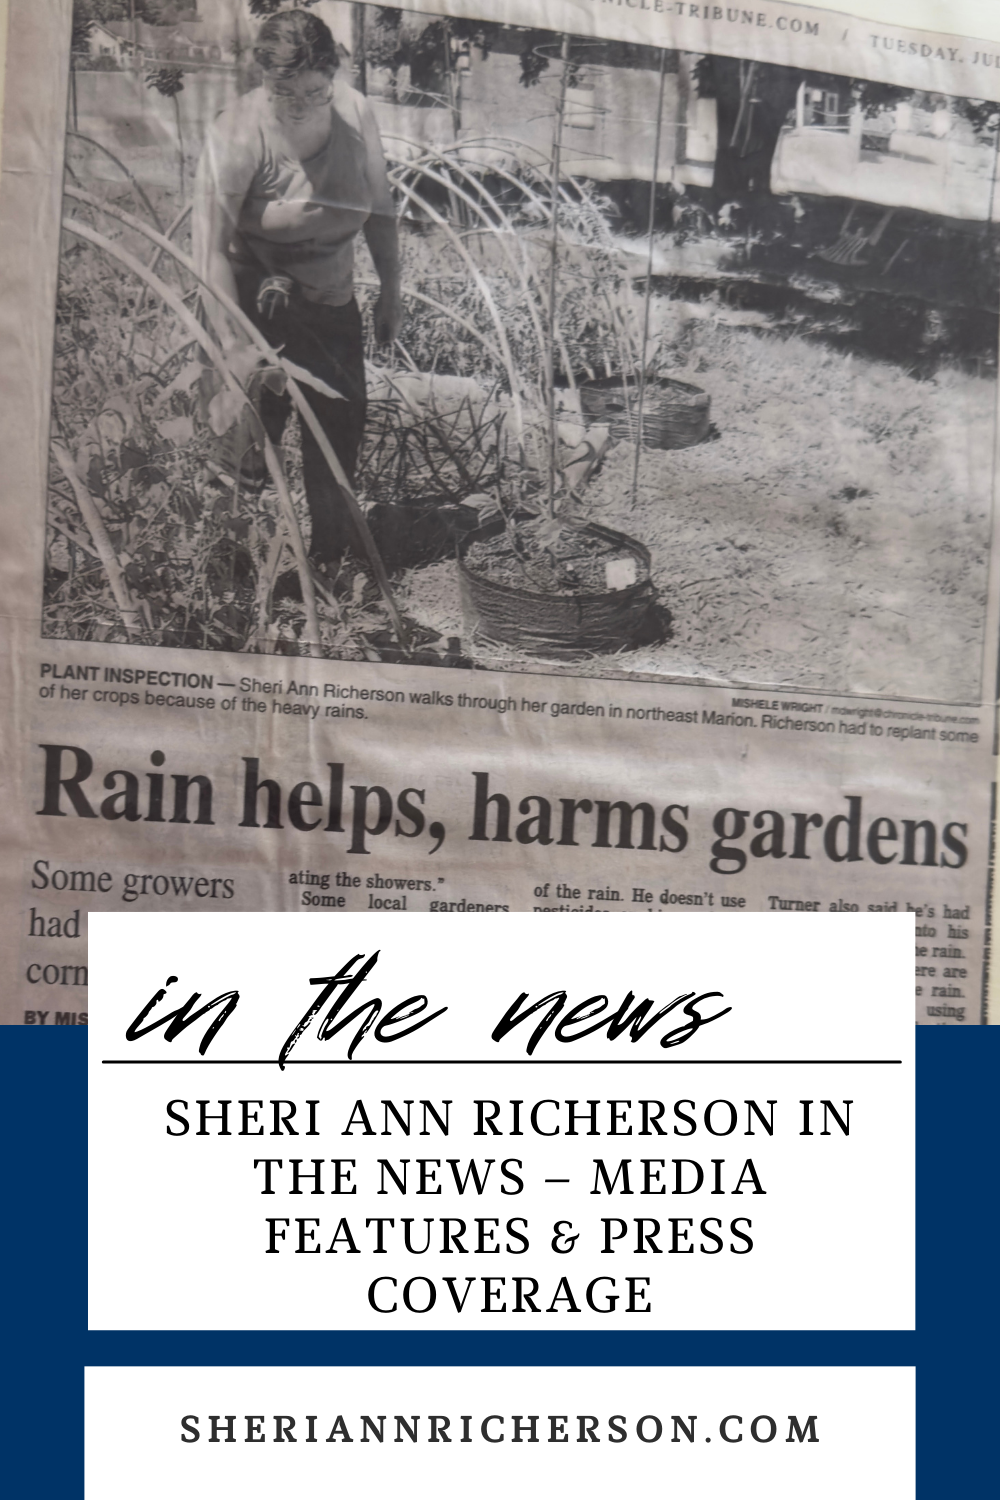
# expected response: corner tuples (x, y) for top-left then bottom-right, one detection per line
(855, 79), (1000, 140)
(696, 59), (1000, 212)
(247, 0), (319, 14)
(694, 55), (801, 205)
(72, 0), (176, 57)
(72, 0), (165, 32)
(146, 64), (186, 199)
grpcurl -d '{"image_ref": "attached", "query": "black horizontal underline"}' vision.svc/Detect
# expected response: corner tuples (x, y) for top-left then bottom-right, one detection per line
(102, 1058), (901, 1066)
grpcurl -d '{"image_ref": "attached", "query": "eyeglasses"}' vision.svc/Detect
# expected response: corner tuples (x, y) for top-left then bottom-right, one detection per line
(266, 83), (332, 106)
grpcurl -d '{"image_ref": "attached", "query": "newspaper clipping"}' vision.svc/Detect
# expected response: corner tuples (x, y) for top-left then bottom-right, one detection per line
(1, 0), (997, 1025)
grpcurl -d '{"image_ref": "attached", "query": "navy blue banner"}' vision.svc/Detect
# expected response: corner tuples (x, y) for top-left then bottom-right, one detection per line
(1, 1027), (995, 1495)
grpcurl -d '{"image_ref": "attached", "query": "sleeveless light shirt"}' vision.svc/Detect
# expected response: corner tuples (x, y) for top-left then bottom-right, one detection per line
(194, 79), (394, 306)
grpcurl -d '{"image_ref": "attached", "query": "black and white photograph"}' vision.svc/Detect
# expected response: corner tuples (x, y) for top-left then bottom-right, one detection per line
(44, 0), (1000, 699)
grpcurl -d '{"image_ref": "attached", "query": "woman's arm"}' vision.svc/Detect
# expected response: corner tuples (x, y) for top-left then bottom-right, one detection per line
(359, 98), (403, 344)
(363, 213), (402, 344)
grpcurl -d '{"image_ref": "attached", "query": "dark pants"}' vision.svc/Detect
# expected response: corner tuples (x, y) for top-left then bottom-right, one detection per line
(237, 276), (367, 565)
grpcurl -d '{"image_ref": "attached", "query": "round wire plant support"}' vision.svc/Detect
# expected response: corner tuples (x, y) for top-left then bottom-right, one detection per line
(458, 515), (659, 658)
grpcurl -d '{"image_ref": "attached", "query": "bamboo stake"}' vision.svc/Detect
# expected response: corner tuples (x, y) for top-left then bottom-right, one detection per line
(546, 35), (571, 519)
(731, 60), (758, 153)
(441, 18), (462, 139)
(631, 47), (669, 509)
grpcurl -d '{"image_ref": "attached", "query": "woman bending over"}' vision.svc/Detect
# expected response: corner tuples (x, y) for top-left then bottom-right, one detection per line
(194, 7), (401, 575)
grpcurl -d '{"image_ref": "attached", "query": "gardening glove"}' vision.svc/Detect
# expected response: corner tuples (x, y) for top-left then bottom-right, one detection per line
(373, 287), (403, 345)
(256, 275), (294, 320)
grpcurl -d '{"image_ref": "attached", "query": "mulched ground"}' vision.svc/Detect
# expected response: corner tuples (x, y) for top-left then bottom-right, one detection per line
(463, 519), (643, 596)
(399, 317), (994, 701)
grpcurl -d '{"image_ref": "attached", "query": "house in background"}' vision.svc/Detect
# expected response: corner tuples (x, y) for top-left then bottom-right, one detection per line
(190, 0), (254, 62)
(772, 83), (1000, 222)
(442, 40), (716, 189)
(86, 22), (140, 68)
(80, 1), (246, 70)
(92, 18), (237, 68)
(314, 0), (721, 190)
(153, 21), (237, 65)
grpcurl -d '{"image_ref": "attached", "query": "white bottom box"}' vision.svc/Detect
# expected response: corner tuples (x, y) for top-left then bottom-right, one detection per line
(85, 1366), (914, 1498)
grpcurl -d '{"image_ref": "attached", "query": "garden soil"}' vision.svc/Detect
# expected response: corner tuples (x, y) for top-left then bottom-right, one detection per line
(399, 315), (993, 701)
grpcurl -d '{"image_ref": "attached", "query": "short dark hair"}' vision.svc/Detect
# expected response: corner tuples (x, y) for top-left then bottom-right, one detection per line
(253, 9), (339, 79)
